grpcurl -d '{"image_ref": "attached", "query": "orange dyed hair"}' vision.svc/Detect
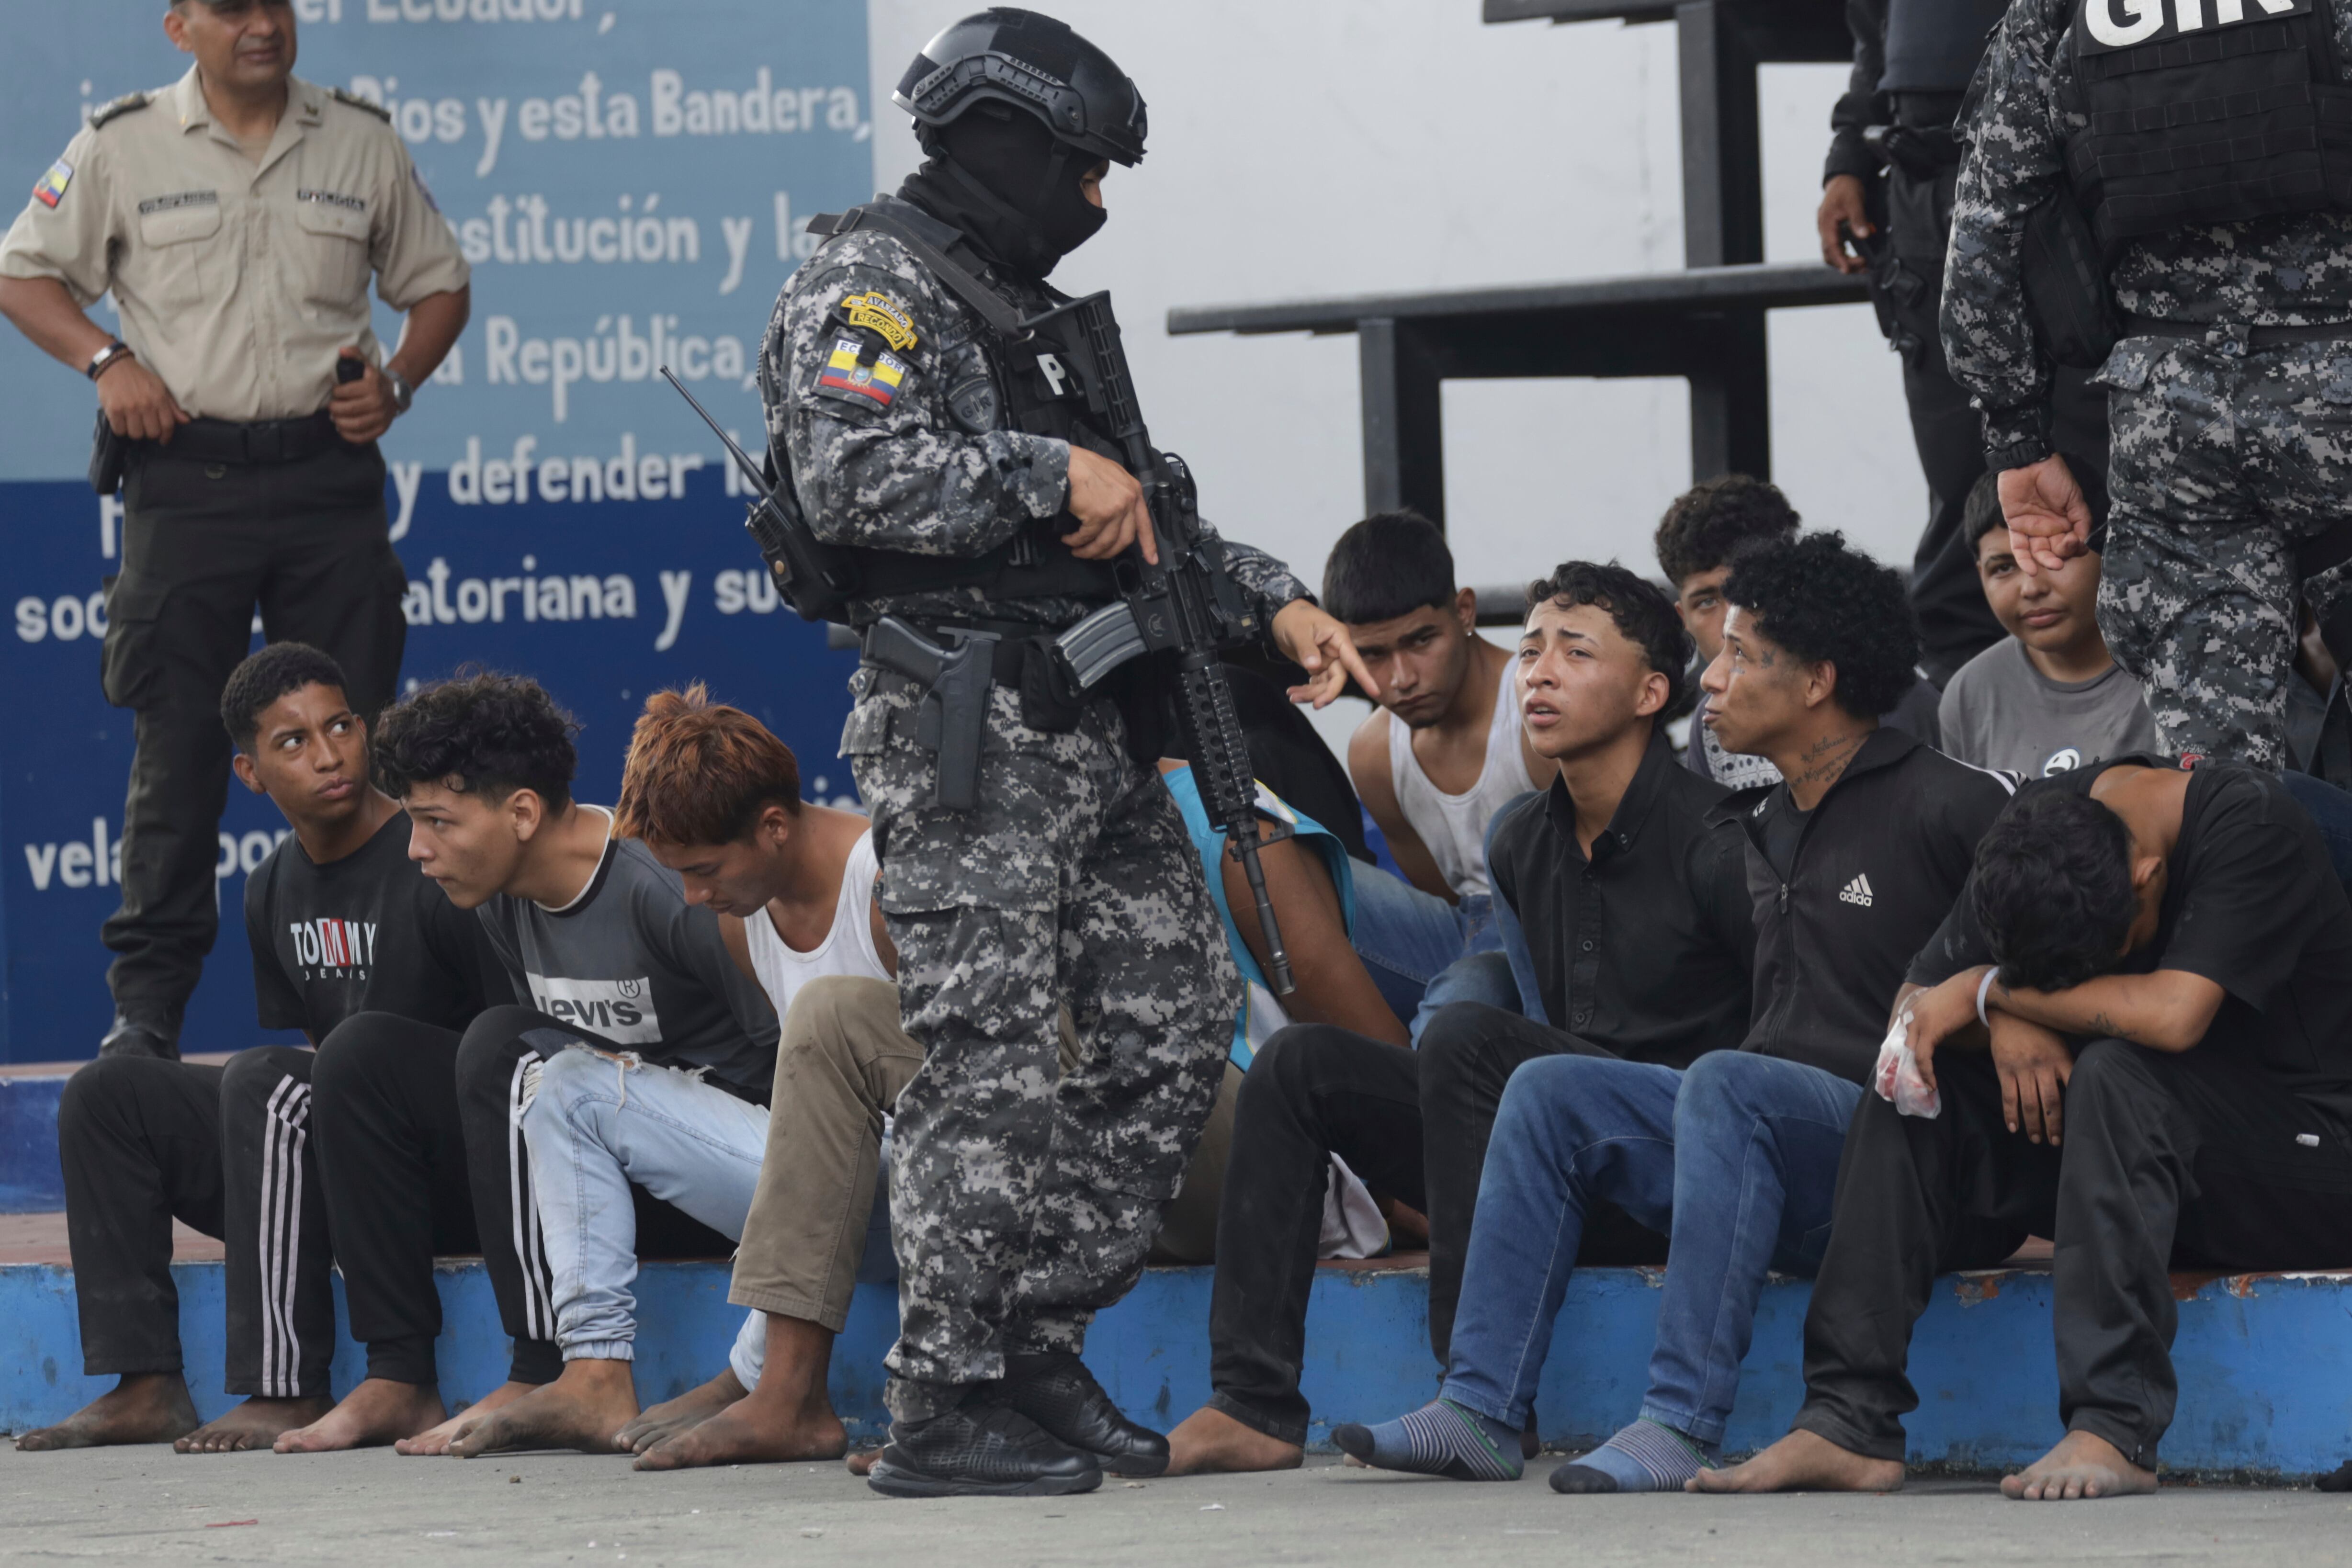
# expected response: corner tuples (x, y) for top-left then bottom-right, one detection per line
(615, 683), (802, 845)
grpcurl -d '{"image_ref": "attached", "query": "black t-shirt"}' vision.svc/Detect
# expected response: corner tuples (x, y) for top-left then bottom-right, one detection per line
(1909, 756), (2352, 1112)
(245, 809), (502, 1038)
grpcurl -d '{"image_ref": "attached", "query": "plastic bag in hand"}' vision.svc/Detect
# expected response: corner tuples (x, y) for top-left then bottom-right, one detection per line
(1872, 1019), (1942, 1119)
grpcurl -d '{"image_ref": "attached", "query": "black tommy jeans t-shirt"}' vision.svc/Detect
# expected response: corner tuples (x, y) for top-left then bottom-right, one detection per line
(1909, 756), (2352, 1116)
(245, 809), (501, 1038)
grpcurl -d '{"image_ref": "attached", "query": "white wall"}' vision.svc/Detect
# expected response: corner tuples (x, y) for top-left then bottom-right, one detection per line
(863, 2), (1923, 751)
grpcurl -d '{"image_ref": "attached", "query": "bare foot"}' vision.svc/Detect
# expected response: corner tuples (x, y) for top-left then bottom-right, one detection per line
(397, 1380), (538, 1457)
(634, 1387), (848, 1471)
(1164, 1407), (1304, 1476)
(17, 1374), (199, 1451)
(847, 1447), (883, 1477)
(173, 1396), (334, 1454)
(2000, 1431), (2159, 1500)
(274, 1378), (446, 1453)
(1686, 1429), (1904, 1494)
(446, 1361), (638, 1458)
(620, 1370), (745, 1455)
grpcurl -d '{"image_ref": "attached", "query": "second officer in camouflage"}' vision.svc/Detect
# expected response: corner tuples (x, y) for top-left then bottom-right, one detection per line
(1941, 0), (2352, 768)
(760, 7), (1377, 1500)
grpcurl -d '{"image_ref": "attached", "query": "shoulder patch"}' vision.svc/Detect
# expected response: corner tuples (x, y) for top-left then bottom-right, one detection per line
(329, 87), (393, 123)
(837, 291), (919, 352)
(814, 335), (910, 410)
(33, 158), (72, 210)
(89, 92), (151, 130)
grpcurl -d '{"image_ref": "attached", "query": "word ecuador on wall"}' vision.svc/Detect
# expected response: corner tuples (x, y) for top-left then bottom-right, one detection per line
(0, 1), (870, 1064)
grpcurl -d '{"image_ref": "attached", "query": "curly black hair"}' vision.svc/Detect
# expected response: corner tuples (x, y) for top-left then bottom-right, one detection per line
(219, 642), (349, 754)
(373, 670), (580, 810)
(1526, 559), (1697, 724)
(1652, 474), (1800, 589)
(1970, 789), (2138, 993)
(1722, 530), (1920, 719)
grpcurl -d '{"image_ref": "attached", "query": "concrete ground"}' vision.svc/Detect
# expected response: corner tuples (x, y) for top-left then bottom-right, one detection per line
(2, 1444), (2342, 1566)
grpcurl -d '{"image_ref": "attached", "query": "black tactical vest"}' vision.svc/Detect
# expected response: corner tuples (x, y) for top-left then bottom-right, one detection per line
(1881, 0), (2009, 93)
(2067, 0), (2352, 246)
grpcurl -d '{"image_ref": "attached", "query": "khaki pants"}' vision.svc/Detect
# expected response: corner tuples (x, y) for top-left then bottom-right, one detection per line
(729, 975), (1088, 1332)
(1149, 1063), (1242, 1266)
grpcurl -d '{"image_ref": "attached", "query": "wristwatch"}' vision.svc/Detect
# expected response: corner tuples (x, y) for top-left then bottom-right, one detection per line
(384, 367), (415, 416)
(86, 339), (134, 381)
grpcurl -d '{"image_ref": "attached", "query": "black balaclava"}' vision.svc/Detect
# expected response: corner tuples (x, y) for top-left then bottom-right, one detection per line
(899, 100), (1105, 280)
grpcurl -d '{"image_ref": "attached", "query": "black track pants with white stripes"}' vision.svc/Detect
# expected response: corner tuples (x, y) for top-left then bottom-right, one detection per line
(317, 1011), (563, 1388)
(57, 1047), (334, 1398)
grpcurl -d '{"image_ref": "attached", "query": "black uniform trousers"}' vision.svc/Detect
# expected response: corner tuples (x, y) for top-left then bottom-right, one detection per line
(1794, 1040), (2352, 1466)
(1205, 1005), (1666, 1445)
(322, 1006), (734, 1387)
(1874, 159), (2111, 687)
(60, 1046), (332, 1399)
(100, 441), (408, 1038)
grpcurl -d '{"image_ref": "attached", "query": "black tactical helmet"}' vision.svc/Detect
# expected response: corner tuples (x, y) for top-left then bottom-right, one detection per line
(893, 8), (1147, 167)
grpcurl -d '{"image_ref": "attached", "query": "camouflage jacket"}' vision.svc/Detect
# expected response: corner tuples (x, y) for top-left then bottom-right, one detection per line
(759, 196), (1308, 632)
(1943, 0), (2352, 456)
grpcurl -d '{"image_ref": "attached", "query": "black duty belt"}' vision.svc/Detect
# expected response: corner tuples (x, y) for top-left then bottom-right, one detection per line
(2126, 316), (2352, 348)
(148, 409), (345, 466)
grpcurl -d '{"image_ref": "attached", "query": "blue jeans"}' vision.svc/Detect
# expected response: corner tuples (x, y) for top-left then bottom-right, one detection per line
(1439, 1050), (1861, 1445)
(521, 1045), (769, 1363)
(1348, 867), (1517, 1041)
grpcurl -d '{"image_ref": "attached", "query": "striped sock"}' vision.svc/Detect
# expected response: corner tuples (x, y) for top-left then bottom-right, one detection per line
(1549, 1418), (1717, 1493)
(1332, 1399), (1524, 1481)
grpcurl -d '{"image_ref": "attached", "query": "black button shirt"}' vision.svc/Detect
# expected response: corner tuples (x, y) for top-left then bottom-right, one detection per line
(1489, 731), (1757, 1069)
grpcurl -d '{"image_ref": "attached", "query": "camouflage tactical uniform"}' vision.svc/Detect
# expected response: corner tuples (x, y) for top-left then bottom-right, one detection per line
(763, 197), (1302, 1421)
(1942, 0), (2352, 767)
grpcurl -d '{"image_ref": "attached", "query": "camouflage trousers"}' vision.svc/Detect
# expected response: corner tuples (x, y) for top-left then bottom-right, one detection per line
(2097, 332), (2352, 768)
(840, 664), (1237, 1421)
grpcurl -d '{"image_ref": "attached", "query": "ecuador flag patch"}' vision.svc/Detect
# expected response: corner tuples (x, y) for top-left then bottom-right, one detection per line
(33, 158), (72, 209)
(816, 336), (907, 409)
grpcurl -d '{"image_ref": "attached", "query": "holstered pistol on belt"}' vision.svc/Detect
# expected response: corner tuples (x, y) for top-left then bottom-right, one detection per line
(861, 616), (999, 812)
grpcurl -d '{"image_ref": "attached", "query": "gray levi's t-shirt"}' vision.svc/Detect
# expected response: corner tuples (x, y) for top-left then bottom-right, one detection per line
(476, 808), (780, 1101)
(1936, 639), (2161, 778)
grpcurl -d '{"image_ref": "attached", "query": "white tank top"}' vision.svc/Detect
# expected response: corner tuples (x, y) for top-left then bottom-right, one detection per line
(742, 830), (891, 1016)
(1386, 653), (1543, 899)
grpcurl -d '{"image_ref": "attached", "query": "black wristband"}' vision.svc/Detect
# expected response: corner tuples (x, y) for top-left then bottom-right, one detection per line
(86, 339), (133, 382)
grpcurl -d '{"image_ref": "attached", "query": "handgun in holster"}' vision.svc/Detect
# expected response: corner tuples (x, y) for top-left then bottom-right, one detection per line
(861, 615), (998, 812)
(89, 410), (128, 496)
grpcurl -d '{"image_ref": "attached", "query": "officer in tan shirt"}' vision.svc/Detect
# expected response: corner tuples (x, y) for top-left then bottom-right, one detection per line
(0, 0), (469, 1060)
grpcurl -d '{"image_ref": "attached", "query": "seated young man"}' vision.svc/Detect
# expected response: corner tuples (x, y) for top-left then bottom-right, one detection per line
(1163, 563), (1754, 1476)
(1705, 759), (2352, 1502)
(1339, 532), (2016, 1490)
(18, 644), (498, 1455)
(1657, 475), (1940, 790)
(1330, 511), (1545, 1030)
(1938, 472), (2156, 777)
(358, 674), (780, 1460)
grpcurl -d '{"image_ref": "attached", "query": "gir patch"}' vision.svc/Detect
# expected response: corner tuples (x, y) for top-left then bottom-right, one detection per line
(33, 158), (72, 209)
(817, 336), (908, 408)
(840, 292), (918, 352)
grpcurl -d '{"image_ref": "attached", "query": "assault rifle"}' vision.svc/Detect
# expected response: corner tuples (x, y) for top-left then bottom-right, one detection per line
(1020, 292), (1297, 994)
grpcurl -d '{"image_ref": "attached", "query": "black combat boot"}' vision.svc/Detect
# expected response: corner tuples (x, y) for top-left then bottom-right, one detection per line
(999, 1352), (1170, 1477)
(866, 1394), (1103, 1499)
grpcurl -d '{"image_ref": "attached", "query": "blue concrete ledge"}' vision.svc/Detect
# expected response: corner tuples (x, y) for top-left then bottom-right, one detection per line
(6, 1257), (2347, 1477)
(0, 1074), (67, 1212)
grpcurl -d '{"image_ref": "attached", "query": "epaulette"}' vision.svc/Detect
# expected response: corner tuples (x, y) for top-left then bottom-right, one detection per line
(89, 92), (151, 130)
(328, 87), (392, 123)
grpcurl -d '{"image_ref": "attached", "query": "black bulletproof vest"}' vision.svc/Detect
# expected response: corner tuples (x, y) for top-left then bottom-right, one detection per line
(2067, 0), (2352, 246)
(788, 200), (1119, 618)
(1881, 0), (2009, 93)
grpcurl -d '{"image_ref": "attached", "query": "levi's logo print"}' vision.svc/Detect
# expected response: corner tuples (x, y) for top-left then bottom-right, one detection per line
(2080, 0), (2307, 52)
(291, 917), (374, 977)
(527, 974), (662, 1044)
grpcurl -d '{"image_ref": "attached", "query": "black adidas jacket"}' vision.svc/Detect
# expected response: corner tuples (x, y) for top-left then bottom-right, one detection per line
(1707, 726), (2015, 1084)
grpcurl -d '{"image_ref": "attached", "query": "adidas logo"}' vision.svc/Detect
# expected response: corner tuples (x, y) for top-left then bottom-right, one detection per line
(1838, 874), (1874, 908)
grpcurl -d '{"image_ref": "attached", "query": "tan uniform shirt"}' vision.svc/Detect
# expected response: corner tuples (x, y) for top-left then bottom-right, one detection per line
(0, 67), (468, 423)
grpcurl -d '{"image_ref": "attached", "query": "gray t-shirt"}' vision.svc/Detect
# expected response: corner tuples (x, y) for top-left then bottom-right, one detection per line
(1936, 639), (2160, 778)
(477, 809), (780, 1101)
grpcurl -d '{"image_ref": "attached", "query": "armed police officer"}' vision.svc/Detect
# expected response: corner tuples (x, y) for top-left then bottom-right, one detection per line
(759, 7), (1377, 1500)
(0, 0), (468, 1060)
(1818, 0), (2112, 686)
(1942, 0), (2352, 768)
